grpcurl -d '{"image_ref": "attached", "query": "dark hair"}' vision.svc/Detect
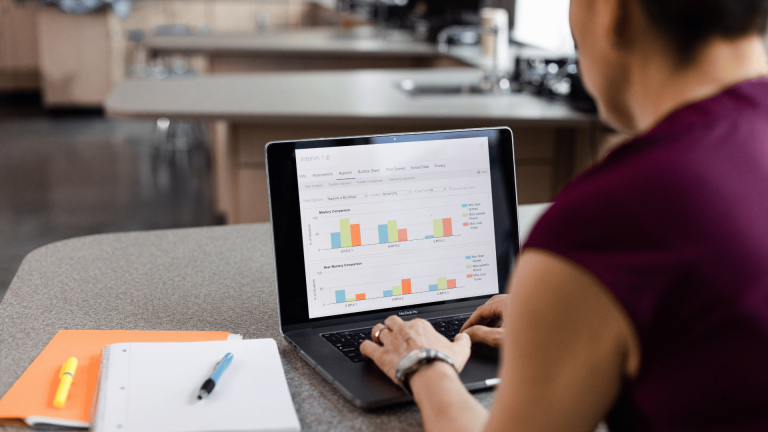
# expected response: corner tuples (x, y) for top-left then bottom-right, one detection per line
(638, 0), (768, 58)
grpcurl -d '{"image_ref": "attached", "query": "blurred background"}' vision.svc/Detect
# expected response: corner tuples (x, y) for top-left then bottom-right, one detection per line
(1, 0), (765, 302)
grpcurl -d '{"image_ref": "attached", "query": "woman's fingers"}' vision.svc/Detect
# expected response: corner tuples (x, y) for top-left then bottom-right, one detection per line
(384, 315), (405, 330)
(461, 297), (506, 332)
(360, 339), (382, 359)
(453, 332), (472, 353)
(463, 325), (504, 348)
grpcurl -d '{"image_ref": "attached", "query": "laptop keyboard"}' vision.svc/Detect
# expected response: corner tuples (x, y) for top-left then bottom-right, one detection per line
(320, 314), (472, 363)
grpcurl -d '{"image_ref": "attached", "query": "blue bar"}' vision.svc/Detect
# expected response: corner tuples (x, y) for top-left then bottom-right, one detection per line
(331, 232), (341, 249)
(378, 224), (389, 243)
(335, 290), (345, 303)
(465, 256), (471, 259)
(383, 290), (393, 297)
(428, 284), (439, 291)
(462, 204), (468, 207)
(425, 235), (434, 239)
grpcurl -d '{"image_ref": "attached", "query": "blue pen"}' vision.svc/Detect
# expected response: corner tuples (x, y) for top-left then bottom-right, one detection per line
(197, 353), (233, 400)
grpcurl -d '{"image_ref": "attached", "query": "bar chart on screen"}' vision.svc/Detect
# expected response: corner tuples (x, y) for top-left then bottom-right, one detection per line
(307, 246), (498, 318)
(303, 193), (493, 262)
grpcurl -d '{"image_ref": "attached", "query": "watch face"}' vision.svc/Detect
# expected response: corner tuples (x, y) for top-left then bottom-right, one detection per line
(397, 349), (423, 371)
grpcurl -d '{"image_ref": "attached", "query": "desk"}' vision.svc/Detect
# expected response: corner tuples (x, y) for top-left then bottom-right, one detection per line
(106, 68), (598, 224)
(0, 204), (548, 432)
(144, 29), (469, 73)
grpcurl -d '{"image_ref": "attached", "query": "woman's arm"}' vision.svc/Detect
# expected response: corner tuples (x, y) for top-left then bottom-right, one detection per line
(362, 248), (640, 432)
(484, 249), (640, 432)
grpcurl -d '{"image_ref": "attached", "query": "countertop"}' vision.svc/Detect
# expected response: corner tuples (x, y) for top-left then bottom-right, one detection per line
(0, 204), (548, 431)
(106, 68), (594, 127)
(144, 28), (441, 58)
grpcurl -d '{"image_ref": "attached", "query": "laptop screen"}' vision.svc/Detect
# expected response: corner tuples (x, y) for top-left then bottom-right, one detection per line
(295, 137), (501, 319)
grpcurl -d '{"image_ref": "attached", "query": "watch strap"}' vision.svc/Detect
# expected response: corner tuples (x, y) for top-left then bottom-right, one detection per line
(396, 348), (459, 395)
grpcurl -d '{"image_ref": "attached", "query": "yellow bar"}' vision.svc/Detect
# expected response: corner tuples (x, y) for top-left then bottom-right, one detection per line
(433, 219), (443, 237)
(340, 219), (352, 248)
(388, 221), (398, 242)
(54, 357), (78, 408)
(393, 286), (402, 296)
(437, 277), (448, 290)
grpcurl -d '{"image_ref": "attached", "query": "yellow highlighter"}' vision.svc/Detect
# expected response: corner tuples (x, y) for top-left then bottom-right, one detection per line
(54, 357), (78, 408)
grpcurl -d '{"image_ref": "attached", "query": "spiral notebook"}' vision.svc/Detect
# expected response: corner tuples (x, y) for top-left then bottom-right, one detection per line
(0, 330), (237, 429)
(91, 339), (300, 432)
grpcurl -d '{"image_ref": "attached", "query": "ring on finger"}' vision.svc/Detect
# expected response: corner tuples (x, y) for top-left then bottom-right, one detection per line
(373, 325), (391, 344)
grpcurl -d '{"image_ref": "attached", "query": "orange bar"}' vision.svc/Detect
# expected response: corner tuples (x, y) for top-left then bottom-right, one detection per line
(402, 279), (412, 295)
(463, 222), (469, 226)
(443, 218), (453, 237)
(356, 293), (366, 301)
(398, 228), (408, 242)
(447, 279), (457, 289)
(467, 274), (473, 278)
(351, 224), (361, 247)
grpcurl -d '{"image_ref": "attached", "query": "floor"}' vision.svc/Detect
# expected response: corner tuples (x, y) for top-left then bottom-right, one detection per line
(0, 99), (220, 302)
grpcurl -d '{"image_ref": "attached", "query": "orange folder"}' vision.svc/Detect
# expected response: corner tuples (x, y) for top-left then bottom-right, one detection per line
(0, 330), (230, 428)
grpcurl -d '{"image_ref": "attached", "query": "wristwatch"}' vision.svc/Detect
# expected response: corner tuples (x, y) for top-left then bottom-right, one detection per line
(395, 348), (459, 395)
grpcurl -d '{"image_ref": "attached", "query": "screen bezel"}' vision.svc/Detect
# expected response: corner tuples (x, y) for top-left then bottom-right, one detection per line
(266, 128), (519, 331)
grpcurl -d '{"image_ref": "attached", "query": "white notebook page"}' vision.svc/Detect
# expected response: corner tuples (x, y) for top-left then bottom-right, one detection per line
(96, 339), (300, 432)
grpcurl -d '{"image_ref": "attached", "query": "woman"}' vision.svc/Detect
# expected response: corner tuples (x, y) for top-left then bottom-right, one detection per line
(360, 0), (768, 430)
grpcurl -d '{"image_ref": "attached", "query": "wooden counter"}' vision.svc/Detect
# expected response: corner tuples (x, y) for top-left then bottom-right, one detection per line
(144, 28), (469, 73)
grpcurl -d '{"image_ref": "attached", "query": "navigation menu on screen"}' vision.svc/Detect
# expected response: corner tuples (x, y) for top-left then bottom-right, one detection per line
(296, 138), (500, 319)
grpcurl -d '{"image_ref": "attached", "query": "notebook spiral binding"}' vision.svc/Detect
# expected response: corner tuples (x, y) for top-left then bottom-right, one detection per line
(91, 346), (112, 431)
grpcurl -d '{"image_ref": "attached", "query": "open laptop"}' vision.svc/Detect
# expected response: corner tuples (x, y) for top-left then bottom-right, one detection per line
(265, 128), (519, 408)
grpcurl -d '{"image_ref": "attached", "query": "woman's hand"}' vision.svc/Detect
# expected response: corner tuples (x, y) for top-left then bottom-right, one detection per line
(459, 294), (507, 348)
(360, 315), (472, 383)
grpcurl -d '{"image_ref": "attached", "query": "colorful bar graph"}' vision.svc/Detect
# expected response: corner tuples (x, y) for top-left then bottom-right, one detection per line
(429, 284), (439, 291)
(340, 218), (352, 248)
(442, 218), (452, 237)
(351, 224), (361, 247)
(433, 219), (443, 238)
(438, 277), (448, 290)
(393, 286), (403, 296)
(447, 279), (457, 289)
(331, 232), (341, 249)
(398, 229), (408, 242)
(335, 290), (345, 303)
(402, 279), (412, 295)
(387, 221), (398, 242)
(378, 224), (389, 243)
(384, 290), (393, 297)
(347, 298), (355, 302)
(356, 293), (366, 301)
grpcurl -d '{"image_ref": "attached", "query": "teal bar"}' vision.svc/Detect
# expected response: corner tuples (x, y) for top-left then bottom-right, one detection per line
(331, 232), (341, 249)
(378, 224), (389, 243)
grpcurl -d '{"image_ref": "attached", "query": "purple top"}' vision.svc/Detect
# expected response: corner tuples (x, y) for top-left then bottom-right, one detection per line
(525, 78), (768, 431)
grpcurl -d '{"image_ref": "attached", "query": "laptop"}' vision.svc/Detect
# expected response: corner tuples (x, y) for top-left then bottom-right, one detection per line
(265, 128), (519, 408)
